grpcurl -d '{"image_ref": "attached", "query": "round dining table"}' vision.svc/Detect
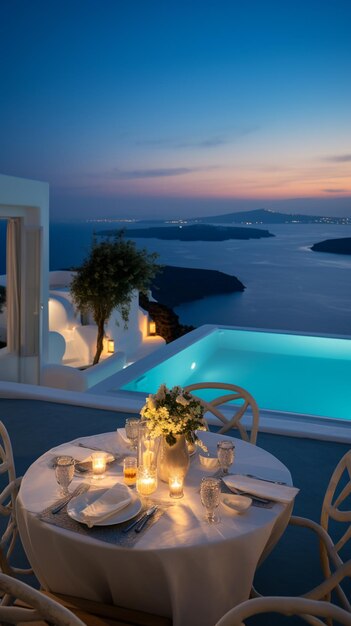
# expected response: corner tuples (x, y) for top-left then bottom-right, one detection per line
(16, 430), (295, 626)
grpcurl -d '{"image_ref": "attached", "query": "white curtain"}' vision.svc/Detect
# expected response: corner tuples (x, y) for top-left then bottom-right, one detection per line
(6, 218), (21, 352)
(22, 225), (41, 357)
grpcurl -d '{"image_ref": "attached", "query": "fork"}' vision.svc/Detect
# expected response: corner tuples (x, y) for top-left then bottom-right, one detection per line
(51, 483), (90, 514)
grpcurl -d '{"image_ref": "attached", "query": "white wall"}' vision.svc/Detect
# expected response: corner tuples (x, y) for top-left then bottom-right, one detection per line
(46, 282), (156, 368)
(0, 174), (49, 384)
(106, 290), (143, 356)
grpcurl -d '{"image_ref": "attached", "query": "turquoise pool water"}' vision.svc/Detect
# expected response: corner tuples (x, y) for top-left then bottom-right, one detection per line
(122, 328), (351, 421)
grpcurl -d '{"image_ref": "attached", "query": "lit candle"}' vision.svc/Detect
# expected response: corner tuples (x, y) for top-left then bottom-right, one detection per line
(142, 449), (154, 467)
(169, 474), (184, 499)
(141, 438), (155, 468)
(136, 465), (157, 496)
(91, 452), (107, 478)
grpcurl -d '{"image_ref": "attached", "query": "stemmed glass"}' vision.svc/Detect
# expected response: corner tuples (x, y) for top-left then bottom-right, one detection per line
(217, 440), (235, 475)
(200, 477), (221, 524)
(55, 455), (75, 496)
(125, 418), (140, 450)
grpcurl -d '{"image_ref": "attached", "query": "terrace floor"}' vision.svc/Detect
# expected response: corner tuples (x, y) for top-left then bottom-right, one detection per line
(1, 397), (350, 625)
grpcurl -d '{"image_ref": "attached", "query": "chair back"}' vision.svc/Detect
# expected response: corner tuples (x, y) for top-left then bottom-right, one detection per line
(319, 449), (351, 605)
(0, 572), (85, 625)
(0, 421), (31, 579)
(0, 421), (16, 484)
(215, 596), (351, 626)
(184, 382), (259, 444)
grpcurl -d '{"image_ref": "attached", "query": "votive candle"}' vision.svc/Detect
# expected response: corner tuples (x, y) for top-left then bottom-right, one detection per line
(142, 444), (154, 469)
(136, 465), (157, 496)
(91, 451), (107, 478)
(169, 474), (184, 499)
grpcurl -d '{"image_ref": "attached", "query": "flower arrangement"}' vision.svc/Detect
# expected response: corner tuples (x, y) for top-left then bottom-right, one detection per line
(140, 384), (207, 447)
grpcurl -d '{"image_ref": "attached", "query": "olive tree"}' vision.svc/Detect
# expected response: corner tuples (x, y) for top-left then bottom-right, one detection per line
(70, 232), (160, 365)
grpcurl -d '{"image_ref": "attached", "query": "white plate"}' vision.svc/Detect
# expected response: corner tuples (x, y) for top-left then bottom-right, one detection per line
(222, 494), (252, 513)
(67, 487), (142, 526)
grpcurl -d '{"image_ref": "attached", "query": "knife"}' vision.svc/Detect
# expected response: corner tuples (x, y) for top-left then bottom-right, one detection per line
(135, 505), (158, 532)
(122, 505), (157, 533)
(236, 473), (287, 485)
(51, 483), (89, 514)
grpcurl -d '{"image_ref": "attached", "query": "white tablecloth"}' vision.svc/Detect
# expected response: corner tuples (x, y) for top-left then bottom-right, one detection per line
(17, 431), (294, 626)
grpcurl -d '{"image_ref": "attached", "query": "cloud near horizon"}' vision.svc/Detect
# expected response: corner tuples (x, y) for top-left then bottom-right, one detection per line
(136, 126), (259, 150)
(136, 136), (228, 148)
(323, 154), (351, 163)
(95, 166), (217, 180)
(322, 188), (348, 193)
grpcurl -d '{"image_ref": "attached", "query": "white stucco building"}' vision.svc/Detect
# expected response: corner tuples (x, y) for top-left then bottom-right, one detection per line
(0, 174), (164, 391)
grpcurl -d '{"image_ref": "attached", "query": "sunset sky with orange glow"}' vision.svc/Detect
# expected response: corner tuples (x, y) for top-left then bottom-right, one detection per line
(1, 0), (351, 219)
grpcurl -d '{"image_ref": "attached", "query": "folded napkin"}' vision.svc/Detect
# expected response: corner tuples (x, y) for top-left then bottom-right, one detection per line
(116, 428), (129, 445)
(222, 475), (299, 504)
(81, 432), (134, 457)
(49, 444), (114, 464)
(81, 483), (132, 528)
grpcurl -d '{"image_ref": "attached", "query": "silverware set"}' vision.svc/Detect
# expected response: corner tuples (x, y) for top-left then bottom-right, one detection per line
(242, 473), (287, 485)
(122, 505), (158, 533)
(214, 470), (287, 486)
(228, 486), (271, 505)
(51, 483), (90, 514)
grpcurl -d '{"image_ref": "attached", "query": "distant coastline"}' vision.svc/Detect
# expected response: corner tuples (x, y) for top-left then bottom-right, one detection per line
(311, 237), (351, 255)
(189, 208), (351, 225)
(99, 223), (274, 241)
(151, 265), (245, 307)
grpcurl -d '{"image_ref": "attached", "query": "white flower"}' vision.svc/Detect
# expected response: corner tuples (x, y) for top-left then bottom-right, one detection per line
(139, 384), (205, 445)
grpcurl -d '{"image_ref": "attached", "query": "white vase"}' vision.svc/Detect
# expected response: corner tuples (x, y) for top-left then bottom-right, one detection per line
(158, 434), (190, 483)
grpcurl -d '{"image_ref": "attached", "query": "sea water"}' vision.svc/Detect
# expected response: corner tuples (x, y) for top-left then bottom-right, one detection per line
(1, 220), (351, 336)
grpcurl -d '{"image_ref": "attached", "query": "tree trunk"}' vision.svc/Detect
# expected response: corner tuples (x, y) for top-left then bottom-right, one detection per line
(93, 318), (105, 365)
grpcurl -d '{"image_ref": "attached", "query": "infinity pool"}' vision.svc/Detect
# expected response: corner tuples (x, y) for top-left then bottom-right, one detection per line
(119, 326), (351, 421)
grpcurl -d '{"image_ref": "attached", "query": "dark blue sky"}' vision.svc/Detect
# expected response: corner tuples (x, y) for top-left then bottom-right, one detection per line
(1, 0), (351, 219)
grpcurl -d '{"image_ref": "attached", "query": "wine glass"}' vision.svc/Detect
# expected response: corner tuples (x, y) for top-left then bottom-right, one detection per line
(55, 455), (75, 496)
(200, 477), (221, 523)
(217, 440), (235, 475)
(125, 418), (140, 450)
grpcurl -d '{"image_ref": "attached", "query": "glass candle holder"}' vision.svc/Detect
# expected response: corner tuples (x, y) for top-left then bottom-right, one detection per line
(169, 474), (184, 499)
(136, 465), (158, 496)
(123, 456), (137, 486)
(91, 451), (107, 479)
(137, 420), (159, 469)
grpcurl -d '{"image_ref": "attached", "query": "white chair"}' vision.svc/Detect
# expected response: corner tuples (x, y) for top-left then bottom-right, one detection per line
(184, 382), (259, 444)
(253, 450), (351, 612)
(0, 571), (85, 625)
(0, 420), (32, 579)
(215, 596), (351, 626)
